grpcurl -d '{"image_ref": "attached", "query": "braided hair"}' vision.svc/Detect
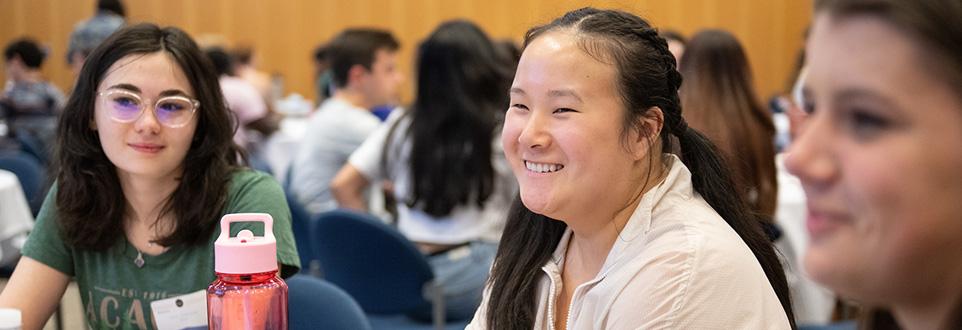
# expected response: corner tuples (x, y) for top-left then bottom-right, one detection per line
(484, 8), (795, 329)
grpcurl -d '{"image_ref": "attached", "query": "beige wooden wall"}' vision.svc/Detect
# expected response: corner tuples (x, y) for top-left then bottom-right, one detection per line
(1, 0), (811, 104)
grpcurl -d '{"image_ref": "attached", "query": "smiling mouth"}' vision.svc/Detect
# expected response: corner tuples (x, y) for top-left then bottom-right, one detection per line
(129, 144), (165, 153)
(524, 160), (564, 173)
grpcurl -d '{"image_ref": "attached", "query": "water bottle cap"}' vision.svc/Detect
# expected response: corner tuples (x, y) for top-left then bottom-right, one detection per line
(214, 213), (278, 274)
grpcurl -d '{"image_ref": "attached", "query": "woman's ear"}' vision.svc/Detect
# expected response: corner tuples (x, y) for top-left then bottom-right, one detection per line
(629, 106), (664, 159)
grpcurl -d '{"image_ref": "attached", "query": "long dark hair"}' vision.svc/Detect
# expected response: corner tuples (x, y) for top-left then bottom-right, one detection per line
(815, 1), (962, 329)
(485, 8), (795, 329)
(55, 23), (242, 250)
(386, 20), (512, 217)
(679, 29), (778, 218)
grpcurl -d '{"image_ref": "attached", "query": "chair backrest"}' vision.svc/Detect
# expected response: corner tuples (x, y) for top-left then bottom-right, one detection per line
(312, 209), (435, 314)
(285, 192), (315, 274)
(0, 151), (45, 215)
(287, 275), (371, 330)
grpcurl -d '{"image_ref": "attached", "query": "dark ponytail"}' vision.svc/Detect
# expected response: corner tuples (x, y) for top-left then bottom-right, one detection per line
(664, 61), (792, 320)
(486, 8), (795, 329)
(674, 124), (795, 326)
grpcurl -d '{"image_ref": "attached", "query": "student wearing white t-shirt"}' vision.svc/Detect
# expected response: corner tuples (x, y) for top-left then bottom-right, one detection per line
(331, 20), (516, 321)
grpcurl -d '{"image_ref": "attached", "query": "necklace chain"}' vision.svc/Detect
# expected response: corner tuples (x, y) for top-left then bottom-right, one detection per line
(134, 250), (145, 268)
(133, 239), (160, 268)
(130, 215), (165, 268)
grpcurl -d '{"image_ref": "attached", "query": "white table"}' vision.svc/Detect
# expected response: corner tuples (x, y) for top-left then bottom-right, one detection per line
(0, 169), (34, 267)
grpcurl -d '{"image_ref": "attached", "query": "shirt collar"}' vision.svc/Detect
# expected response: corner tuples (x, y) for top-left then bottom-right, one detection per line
(600, 154), (694, 274)
(542, 154), (695, 277)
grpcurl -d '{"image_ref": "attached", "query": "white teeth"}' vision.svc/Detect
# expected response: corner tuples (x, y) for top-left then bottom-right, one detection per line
(525, 161), (564, 173)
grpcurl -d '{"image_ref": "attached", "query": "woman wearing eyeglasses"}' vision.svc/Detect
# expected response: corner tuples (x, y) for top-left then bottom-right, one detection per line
(0, 24), (300, 329)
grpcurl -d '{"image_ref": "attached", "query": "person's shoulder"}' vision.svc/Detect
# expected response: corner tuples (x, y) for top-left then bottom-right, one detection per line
(225, 169), (285, 208)
(91, 12), (125, 27)
(655, 196), (756, 258)
(643, 196), (774, 299)
(41, 81), (65, 96)
(339, 109), (382, 136)
(621, 191), (762, 286)
(71, 17), (93, 31)
(306, 100), (345, 124)
(229, 168), (275, 186)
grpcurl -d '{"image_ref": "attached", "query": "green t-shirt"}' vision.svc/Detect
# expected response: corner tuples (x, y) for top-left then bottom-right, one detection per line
(21, 170), (300, 329)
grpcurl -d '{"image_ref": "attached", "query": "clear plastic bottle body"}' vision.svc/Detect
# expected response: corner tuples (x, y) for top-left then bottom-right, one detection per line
(207, 271), (288, 330)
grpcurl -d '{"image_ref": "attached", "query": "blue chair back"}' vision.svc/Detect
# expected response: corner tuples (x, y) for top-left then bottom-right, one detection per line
(312, 209), (434, 314)
(798, 321), (857, 330)
(286, 192), (315, 274)
(0, 151), (45, 215)
(287, 275), (371, 330)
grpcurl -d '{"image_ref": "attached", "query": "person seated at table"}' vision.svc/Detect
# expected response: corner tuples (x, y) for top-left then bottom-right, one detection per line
(66, 0), (126, 77)
(205, 47), (268, 150)
(288, 28), (403, 215)
(679, 29), (778, 223)
(2, 38), (66, 160)
(331, 20), (516, 320)
(0, 23), (299, 329)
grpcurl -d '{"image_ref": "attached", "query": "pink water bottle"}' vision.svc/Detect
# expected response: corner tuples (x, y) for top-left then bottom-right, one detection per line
(207, 213), (288, 329)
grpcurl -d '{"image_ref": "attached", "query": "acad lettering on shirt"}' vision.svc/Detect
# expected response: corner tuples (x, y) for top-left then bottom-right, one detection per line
(87, 286), (204, 329)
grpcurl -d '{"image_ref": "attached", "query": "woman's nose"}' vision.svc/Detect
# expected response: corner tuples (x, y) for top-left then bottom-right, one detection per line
(517, 112), (551, 150)
(132, 105), (162, 134)
(785, 113), (837, 188)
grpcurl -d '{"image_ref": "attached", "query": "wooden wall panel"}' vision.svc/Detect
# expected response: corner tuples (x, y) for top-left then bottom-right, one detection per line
(1, 0), (811, 104)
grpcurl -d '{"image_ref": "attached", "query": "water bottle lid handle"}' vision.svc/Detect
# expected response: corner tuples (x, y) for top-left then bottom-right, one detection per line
(214, 213), (278, 274)
(217, 213), (275, 242)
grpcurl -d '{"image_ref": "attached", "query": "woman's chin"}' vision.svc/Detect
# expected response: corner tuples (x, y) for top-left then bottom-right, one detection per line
(520, 193), (557, 218)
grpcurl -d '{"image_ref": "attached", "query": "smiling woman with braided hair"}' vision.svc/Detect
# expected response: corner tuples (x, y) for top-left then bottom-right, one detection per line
(466, 7), (795, 330)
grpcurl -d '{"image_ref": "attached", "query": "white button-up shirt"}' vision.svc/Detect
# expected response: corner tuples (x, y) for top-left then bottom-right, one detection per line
(468, 155), (792, 329)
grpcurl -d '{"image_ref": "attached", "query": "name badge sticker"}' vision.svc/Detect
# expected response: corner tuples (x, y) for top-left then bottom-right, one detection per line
(150, 290), (208, 330)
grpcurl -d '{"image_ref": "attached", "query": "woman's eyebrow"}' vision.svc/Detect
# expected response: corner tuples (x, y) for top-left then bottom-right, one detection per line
(159, 89), (191, 98)
(106, 83), (140, 93)
(509, 87), (583, 103)
(105, 84), (190, 98)
(547, 89), (583, 103)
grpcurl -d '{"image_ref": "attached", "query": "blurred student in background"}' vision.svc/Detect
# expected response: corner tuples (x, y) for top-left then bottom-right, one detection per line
(332, 20), (516, 320)
(67, 0), (126, 77)
(679, 29), (778, 221)
(205, 47), (268, 150)
(660, 29), (686, 66)
(2, 38), (65, 157)
(289, 28), (403, 215)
